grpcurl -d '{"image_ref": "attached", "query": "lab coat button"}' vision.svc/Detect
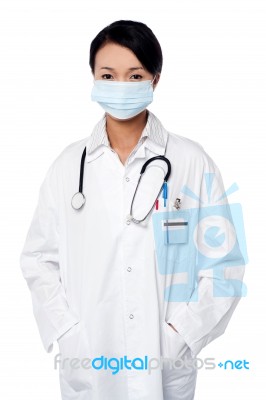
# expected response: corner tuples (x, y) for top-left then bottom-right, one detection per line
(125, 177), (130, 182)
(129, 314), (134, 319)
(127, 267), (132, 272)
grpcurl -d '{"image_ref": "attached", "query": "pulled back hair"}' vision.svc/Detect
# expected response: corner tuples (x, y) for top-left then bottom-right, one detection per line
(89, 20), (163, 75)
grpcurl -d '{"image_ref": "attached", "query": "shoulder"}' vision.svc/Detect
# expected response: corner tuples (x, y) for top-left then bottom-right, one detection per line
(166, 130), (218, 173)
(165, 130), (226, 199)
(49, 136), (89, 171)
(167, 130), (204, 156)
(41, 137), (89, 187)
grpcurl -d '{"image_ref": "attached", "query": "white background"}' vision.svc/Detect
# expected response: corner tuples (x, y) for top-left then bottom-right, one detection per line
(0, 0), (265, 398)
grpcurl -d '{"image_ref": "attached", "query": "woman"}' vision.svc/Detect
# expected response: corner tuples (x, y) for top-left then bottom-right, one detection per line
(20, 20), (245, 400)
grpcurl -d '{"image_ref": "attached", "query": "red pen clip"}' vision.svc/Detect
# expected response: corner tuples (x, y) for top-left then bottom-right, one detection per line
(155, 199), (159, 210)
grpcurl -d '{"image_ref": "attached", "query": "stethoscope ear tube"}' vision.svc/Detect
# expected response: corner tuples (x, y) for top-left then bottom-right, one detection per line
(140, 155), (171, 182)
(71, 149), (172, 216)
(79, 147), (87, 193)
(71, 146), (87, 210)
(129, 155), (172, 223)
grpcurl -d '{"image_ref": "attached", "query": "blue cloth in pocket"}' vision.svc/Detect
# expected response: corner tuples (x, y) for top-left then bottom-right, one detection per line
(152, 210), (192, 275)
(163, 219), (189, 245)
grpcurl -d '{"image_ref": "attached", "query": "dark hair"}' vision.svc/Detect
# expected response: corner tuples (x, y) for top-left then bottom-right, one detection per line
(89, 20), (163, 75)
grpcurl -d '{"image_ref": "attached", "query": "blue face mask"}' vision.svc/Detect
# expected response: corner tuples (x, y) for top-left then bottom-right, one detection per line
(91, 77), (156, 120)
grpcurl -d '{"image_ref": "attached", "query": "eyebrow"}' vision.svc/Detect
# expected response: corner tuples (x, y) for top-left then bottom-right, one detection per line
(100, 67), (144, 71)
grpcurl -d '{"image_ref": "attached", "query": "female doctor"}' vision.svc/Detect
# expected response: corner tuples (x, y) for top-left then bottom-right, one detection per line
(20, 20), (245, 400)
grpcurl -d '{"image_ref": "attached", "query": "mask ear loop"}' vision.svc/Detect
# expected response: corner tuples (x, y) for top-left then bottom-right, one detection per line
(150, 75), (157, 86)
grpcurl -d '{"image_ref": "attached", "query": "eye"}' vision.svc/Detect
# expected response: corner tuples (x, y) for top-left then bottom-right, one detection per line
(130, 74), (143, 80)
(101, 74), (113, 80)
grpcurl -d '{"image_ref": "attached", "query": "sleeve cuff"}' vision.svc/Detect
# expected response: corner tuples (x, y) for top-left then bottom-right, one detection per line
(42, 316), (80, 353)
(166, 303), (204, 357)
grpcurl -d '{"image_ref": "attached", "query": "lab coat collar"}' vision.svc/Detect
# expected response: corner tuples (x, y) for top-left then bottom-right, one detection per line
(85, 110), (168, 163)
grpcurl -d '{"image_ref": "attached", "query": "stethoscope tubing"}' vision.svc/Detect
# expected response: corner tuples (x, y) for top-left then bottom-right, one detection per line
(79, 147), (87, 194)
(129, 155), (171, 223)
(72, 147), (171, 219)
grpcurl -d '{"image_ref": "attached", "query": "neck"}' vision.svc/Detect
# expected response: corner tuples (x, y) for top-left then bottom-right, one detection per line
(106, 110), (148, 152)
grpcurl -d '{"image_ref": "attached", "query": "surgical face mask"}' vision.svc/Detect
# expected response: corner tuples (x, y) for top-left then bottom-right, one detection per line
(91, 77), (156, 120)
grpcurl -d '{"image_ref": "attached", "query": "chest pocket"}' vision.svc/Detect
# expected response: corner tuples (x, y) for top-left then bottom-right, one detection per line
(163, 218), (189, 245)
(152, 210), (191, 275)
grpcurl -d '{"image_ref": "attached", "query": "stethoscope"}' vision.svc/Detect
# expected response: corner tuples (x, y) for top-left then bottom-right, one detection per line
(71, 146), (171, 224)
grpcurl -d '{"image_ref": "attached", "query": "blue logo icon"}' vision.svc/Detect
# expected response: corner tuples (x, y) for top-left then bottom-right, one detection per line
(152, 173), (248, 302)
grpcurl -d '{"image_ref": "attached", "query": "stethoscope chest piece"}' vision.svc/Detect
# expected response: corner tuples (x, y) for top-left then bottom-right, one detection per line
(71, 192), (86, 210)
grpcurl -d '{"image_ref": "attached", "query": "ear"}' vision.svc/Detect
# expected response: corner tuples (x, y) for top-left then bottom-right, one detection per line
(153, 73), (161, 90)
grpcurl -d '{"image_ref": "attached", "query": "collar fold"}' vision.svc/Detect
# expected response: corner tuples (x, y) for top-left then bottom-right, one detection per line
(85, 110), (168, 162)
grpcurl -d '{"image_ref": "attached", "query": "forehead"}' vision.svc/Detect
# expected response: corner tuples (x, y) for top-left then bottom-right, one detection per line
(94, 42), (143, 70)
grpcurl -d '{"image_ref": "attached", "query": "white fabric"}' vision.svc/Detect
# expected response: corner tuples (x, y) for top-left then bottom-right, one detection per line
(20, 110), (244, 400)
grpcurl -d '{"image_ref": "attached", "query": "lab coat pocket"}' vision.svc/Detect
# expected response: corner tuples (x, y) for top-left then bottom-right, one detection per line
(152, 210), (190, 275)
(162, 320), (189, 361)
(57, 321), (92, 391)
(163, 218), (189, 245)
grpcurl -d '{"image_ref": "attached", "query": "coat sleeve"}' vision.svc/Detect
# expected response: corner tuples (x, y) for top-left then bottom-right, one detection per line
(19, 158), (80, 353)
(166, 149), (246, 357)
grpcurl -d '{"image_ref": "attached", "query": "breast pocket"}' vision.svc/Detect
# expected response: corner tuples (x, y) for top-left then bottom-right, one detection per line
(163, 218), (189, 245)
(152, 210), (191, 275)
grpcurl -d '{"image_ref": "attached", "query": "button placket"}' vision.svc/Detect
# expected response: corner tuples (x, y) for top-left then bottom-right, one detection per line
(122, 167), (138, 333)
(124, 172), (133, 225)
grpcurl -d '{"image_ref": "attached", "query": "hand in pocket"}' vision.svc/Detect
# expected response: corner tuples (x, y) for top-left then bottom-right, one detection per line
(162, 320), (188, 360)
(57, 321), (92, 391)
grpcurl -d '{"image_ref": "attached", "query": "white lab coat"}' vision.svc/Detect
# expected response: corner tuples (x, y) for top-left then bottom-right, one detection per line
(20, 110), (245, 400)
